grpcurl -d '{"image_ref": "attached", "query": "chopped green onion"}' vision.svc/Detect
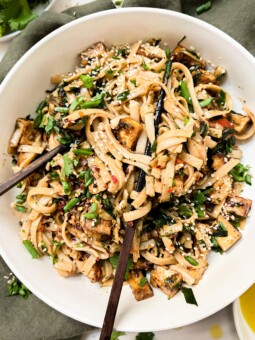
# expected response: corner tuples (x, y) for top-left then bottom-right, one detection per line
(70, 96), (85, 111)
(16, 182), (22, 188)
(150, 140), (157, 153)
(50, 172), (59, 180)
(196, 1), (212, 15)
(111, 330), (126, 340)
(180, 80), (192, 105)
(82, 93), (105, 109)
(34, 100), (47, 128)
(229, 163), (252, 185)
(184, 256), (199, 266)
(63, 197), (81, 213)
(184, 116), (190, 126)
(80, 74), (94, 88)
(84, 212), (97, 219)
(54, 107), (70, 113)
(23, 240), (40, 259)
(178, 205), (193, 218)
(165, 48), (171, 60)
(138, 277), (148, 287)
(117, 90), (130, 101)
(15, 205), (27, 213)
(217, 90), (226, 107)
(52, 241), (62, 264)
(199, 97), (213, 107)
(181, 287), (198, 306)
(141, 62), (149, 70)
(245, 174), (252, 185)
(91, 202), (98, 213)
(73, 148), (94, 156)
(45, 116), (54, 134)
(62, 181), (71, 195)
(16, 194), (26, 204)
(85, 177), (94, 188)
(130, 79), (137, 86)
(117, 48), (126, 56)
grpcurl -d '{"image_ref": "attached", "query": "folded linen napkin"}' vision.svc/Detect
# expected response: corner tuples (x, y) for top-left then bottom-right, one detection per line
(0, 0), (254, 339)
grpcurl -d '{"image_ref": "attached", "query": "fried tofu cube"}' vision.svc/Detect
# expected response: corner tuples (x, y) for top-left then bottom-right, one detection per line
(128, 270), (153, 301)
(225, 196), (252, 217)
(231, 112), (251, 133)
(216, 214), (242, 251)
(114, 117), (143, 150)
(210, 175), (232, 204)
(84, 219), (112, 235)
(87, 262), (101, 283)
(212, 154), (225, 171)
(170, 260), (207, 286)
(9, 118), (39, 150)
(150, 266), (182, 298)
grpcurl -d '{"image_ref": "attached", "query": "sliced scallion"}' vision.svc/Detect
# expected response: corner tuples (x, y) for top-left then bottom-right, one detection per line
(73, 148), (94, 156)
(63, 197), (81, 213)
(23, 240), (40, 259)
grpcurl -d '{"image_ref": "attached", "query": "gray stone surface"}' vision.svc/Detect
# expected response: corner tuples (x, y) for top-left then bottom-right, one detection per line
(0, 0), (254, 339)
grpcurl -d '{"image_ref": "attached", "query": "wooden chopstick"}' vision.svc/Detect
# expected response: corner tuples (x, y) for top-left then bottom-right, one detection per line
(100, 55), (172, 340)
(0, 144), (67, 197)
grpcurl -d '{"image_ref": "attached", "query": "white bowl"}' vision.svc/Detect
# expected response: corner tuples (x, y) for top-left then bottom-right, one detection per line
(0, 8), (255, 332)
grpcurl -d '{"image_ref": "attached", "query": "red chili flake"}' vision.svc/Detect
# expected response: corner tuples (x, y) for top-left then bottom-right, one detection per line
(217, 118), (234, 128)
(111, 175), (118, 184)
(95, 167), (100, 172)
(167, 186), (177, 193)
(80, 185), (84, 190)
(156, 165), (162, 169)
(176, 158), (184, 165)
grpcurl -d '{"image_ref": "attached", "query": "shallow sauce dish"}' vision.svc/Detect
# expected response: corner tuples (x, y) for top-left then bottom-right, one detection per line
(0, 8), (255, 332)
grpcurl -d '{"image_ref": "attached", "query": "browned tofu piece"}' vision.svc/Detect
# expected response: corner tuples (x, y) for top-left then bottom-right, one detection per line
(216, 214), (241, 251)
(210, 175), (232, 204)
(128, 270), (153, 301)
(225, 196), (252, 218)
(231, 112), (251, 134)
(212, 154), (225, 171)
(170, 261), (207, 286)
(87, 262), (101, 283)
(114, 117), (143, 150)
(172, 45), (206, 69)
(84, 219), (112, 235)
(8, 118), (40, 151)
(194, 69), (217, 85)
(150, 265), (182, 298)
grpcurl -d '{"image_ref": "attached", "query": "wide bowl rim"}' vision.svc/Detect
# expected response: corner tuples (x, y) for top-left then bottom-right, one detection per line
(1, 7), (255, 332)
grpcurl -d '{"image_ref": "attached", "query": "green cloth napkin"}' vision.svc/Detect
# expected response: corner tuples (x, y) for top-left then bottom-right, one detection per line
(0, 1), (254, 339)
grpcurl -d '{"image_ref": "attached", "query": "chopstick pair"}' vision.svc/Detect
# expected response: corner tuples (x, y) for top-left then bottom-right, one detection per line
(0, 51), (172, 340)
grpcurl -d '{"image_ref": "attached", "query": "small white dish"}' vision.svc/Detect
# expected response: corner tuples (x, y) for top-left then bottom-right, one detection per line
(233, 299), (255, 340)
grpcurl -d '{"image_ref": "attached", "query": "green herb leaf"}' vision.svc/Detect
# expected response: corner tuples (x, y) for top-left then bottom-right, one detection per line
(181, 287), (198, 306)
(136, 332), (155, 340)
(229, 163), (252, 185)
(34, 100), (46, 128)
(80, 74), (94, 88)
(70, 96), (85, 111)
(62, 181), (71, 195)
(109, 253), (134, 280)
(63, 153), (74, 178)
(130, 79), (137, 86)
(184, 116), (189, 126)
(102, 198), (115, 218)
(54, 107), (69, 113)
(45, 116), (55, 134)
(178, 205), (193, 219)
(15, 205), (27, 213)
(110, 330), (126, 340)
(23, 240), (40, 259)
(217, 90), (226, 107)
(138, 277), (148, 287)
(117, 90), (130, 101)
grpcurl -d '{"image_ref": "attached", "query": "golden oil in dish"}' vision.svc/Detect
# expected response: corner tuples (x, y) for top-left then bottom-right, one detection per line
(240, 283), (255, 333)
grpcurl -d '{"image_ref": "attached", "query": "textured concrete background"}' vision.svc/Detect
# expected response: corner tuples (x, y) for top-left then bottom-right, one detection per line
(0, 0), (254, 339)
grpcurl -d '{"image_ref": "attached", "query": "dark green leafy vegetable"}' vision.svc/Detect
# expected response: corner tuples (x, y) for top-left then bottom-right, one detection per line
(196, 1), (212, 15)
(178, 205), (193, 219)
(130, 79), (137, 86)
(45, 116), (54, 134)
(181, 287), (198, 306)
(117, 90), (130, 101)
(199, 121), (208, 137)
(102, 198), (115, 218)
(213, 222), (228, 237)
(33, 100), (46, 128)
(152, 210), (173, 227)
(217, 90), (226, 107)
(23, 240), (40, 259)
(165, 47), (171, 59)
(136, 332), (155, 340)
